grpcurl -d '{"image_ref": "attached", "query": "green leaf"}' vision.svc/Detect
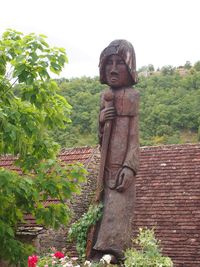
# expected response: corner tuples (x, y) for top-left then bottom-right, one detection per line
(0, 29), (88, 266)
(13, 64), (26, 77)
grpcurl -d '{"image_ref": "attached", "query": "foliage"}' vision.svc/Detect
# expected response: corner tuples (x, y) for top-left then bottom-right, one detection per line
(194, 61), (200, 71)
(29, 250), (117, 267)
(68, 203), (103, 260)
(138, 64), (155, 73)
(160, 65), (175, 75)
(52, 76), (105, 147)
(0, 29), (87, 266)
(53, 64), (200, 147)
(139, 71), (200, 145)
(124, 228), (173, 267)
(184, 61), (192, 70)
(29, 229), (172, 267)
(29, 249), (80, 267)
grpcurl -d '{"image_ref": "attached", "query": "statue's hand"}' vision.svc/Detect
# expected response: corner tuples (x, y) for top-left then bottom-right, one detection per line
(116, 167), (134, 192)
(100, 107), (116, 123)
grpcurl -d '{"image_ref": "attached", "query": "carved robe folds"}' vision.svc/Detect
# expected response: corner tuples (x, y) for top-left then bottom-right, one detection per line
(94, 87), (139, 258)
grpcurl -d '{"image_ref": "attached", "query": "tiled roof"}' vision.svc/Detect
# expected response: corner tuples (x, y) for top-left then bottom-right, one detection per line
(22, 199), (62, 227)
(1, 146), (95, 229)
(0, 146), (94, 171)
(0, 154), (21, 173)
(59, 146), (94, 165)
(134, 143), (200, 267)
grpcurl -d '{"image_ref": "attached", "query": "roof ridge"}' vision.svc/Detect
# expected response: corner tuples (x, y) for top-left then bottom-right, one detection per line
(140, 143), (200, 150)
(59, 143), (200, 153)
(60, 145), (95, 153)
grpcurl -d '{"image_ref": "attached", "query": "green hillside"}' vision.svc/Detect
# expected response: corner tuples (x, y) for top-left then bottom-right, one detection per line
(53, 63), (200, 148)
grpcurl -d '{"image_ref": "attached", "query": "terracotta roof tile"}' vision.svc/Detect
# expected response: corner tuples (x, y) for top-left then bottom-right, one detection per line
(0, 146), (95, 226)
(133, 143), (200, 266)
(0, 146), (94, 172)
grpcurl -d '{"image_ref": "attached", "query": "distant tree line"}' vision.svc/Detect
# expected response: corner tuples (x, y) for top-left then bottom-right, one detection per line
(52, 61), (200, 148)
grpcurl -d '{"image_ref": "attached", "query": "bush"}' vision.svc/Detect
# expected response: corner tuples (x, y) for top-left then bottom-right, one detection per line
(124, 228), (173, 267)
(68, 203), (103, 260)
(28, 249), (80, 267)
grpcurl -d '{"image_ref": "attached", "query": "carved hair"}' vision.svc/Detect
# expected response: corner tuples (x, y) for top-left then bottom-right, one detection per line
(99, 39), (137, 85)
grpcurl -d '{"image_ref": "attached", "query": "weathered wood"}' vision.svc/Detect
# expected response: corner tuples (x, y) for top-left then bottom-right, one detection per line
(95, 90), (114, 202)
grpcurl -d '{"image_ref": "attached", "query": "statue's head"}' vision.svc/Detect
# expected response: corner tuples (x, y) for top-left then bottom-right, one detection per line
(99, 39), (137, 86)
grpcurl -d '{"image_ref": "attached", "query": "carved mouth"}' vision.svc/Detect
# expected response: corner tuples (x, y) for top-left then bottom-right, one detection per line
(110, 76), (118, 82)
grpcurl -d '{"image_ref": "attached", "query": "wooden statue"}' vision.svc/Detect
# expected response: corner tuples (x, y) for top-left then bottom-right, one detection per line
(88, 39), (140, 263)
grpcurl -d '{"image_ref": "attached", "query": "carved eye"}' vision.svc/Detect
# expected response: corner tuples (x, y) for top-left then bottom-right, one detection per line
(117, 60), (125, 65)
(106, 59), (113, 65)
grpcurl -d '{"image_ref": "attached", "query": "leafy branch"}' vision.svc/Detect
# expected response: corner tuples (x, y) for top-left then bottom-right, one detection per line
(68, 203), (103, 260)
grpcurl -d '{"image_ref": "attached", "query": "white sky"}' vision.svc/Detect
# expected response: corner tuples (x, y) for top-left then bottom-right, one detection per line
(1, 0), (200, 78)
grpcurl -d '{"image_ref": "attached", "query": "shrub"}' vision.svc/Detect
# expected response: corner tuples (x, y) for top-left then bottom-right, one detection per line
(68, 203), (103, 260)
(124, 228), (173, 267)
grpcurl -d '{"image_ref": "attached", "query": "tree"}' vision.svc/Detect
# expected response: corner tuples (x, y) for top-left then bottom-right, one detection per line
(184, 60), (192, 70)
(161, 65), (175, 75)
(0, 29), (87, 266)
(137, 64), (154, 74)
(194, 60), (200, 71)
(53, 77), (104, 147)
(49, 69), (200, 148)
(148, 64), (155, 72)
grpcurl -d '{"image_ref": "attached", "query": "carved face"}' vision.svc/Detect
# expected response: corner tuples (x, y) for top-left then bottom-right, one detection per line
(105, 54), (132, 88)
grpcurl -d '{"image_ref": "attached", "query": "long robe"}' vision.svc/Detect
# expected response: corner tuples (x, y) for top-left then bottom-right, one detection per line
(93, 86), (140, 258)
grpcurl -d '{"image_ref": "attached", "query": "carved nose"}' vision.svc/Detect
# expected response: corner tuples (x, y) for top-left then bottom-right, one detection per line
(110, 64), (118, 74)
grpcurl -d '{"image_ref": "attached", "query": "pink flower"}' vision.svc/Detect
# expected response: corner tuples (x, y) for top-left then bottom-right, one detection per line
(54, 251), (65, 259)
(28, 255), (38, 267)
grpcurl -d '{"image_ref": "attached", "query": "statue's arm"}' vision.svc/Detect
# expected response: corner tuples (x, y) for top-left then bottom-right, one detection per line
(116, 114), (139, 192)
(123, 112), (140, 175)
(116, 93), (139, 192)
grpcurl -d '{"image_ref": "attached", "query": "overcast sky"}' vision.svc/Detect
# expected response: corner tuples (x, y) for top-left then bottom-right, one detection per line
(1, 0), (200, 78)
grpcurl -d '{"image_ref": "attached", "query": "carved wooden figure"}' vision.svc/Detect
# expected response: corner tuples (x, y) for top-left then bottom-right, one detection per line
(89, 40), (140, 263)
